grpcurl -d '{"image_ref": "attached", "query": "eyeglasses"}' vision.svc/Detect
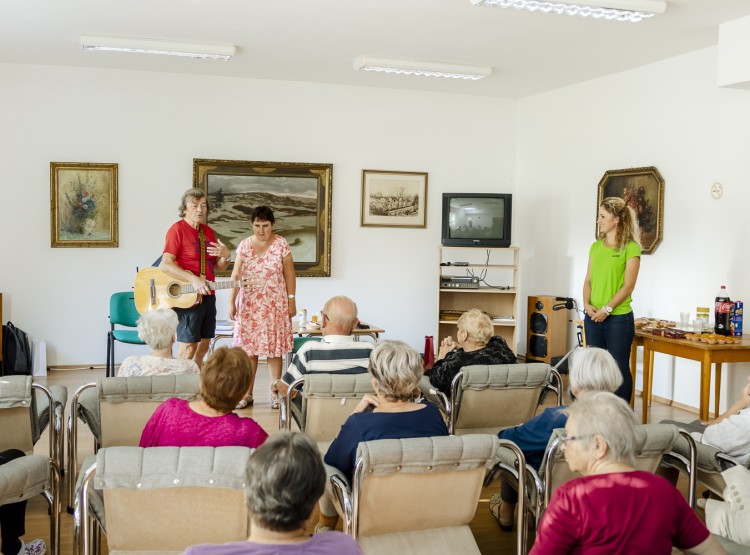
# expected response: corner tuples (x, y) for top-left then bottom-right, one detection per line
(559, 434), (592, 445)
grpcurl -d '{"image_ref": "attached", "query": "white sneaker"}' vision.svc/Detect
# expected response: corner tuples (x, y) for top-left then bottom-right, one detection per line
(314, 524), (334, 534)
(20, 540), (46, 555)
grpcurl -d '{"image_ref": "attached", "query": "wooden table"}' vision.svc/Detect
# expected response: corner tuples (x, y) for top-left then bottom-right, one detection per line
(209, 322), (385, 353)
(630, 329), (750, 423)
(296, 323), (384, 341)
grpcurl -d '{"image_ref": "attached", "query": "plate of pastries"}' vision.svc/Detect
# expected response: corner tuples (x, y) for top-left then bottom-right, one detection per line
(682, 332), (741, 344)
(635, 317), (741, 343)
(635, 317), (676, 330)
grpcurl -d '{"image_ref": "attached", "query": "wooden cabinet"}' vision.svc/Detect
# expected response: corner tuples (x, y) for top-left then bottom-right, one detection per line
(437, 247), (519, 354)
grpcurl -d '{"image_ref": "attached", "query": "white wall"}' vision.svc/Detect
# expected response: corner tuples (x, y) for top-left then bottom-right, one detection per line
(516, 46), (750, 412)
(0, 62), (517, 366)
(3, 48), (748, 415)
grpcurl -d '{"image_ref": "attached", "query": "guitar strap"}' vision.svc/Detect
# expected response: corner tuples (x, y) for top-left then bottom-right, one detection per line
(198, 225), (207, 278)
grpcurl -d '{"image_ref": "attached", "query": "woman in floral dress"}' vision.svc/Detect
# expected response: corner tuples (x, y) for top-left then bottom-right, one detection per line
(229, 206), (296, 408)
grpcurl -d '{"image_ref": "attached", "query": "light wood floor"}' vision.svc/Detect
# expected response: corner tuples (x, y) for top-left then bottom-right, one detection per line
(23, 366), (700, 555)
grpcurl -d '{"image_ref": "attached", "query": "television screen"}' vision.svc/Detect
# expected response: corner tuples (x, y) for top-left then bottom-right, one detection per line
(441, 193), (511, 247)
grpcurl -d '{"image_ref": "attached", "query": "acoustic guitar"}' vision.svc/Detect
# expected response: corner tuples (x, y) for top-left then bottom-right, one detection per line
(133, 267), (264, 315)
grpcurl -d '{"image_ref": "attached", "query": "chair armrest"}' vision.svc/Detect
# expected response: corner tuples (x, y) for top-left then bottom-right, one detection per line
(68, 383), (96, 512)
(496, 439), (528, 555)
(283, 377), (305, 431)
(326, 463), (352, 533)
(0, 455), (50, 505)
(717, 452), (746, 470)
(548, 367), (564, 407)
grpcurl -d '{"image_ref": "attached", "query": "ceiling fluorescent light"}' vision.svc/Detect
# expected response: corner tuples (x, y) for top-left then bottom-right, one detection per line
(353, 56), (492, 80)
(470, 0), (667, 22)
(80, 35), (236, 61)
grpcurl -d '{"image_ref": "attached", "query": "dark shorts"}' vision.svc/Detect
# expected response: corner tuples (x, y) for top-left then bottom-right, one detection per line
(174, 294), (216, 343)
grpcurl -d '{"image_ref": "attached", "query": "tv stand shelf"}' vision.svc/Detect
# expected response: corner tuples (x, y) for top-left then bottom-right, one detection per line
(437, 246), (519, 354)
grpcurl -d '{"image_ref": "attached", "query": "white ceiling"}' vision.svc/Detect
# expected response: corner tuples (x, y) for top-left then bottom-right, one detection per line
(2, 0), (750, 99)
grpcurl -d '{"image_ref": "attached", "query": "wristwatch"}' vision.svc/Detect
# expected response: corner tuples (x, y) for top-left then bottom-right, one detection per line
(222, 256), (231, 263)
(288, 294), (296, 299)
(602, 305), (613, 315)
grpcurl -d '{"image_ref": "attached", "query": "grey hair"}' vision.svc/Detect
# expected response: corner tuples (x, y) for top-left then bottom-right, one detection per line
(565, 391), (639, 466)
(457, 308), (493, 346)
(244, 431), (325, 532)
(322, 295), (358, 332)
(136, 309), (178, 350)
(368, 340), (424, 402)
(178, 188), (209, 218)
(569, 347), (623, 394)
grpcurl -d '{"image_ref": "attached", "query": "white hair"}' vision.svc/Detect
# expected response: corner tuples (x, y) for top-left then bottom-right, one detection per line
(569, 347), (623, 394)
(136, 309), (178, 350)
(368, 340), (423, 402)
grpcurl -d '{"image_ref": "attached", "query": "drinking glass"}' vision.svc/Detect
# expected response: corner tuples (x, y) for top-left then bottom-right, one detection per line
(680, 312), (690, 328)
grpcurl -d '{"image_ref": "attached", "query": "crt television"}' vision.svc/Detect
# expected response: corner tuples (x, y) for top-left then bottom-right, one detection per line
(441, 193), (512, 248)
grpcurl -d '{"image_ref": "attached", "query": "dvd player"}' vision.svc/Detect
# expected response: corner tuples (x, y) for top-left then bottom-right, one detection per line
(440, 276), (480, 289)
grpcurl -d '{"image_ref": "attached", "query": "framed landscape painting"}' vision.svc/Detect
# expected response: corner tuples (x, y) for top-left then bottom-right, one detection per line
(596, 166), (664, 255)
(193, 159), (332, 277)
(361, 169), (428, 228)
(50, 162), (118, 248)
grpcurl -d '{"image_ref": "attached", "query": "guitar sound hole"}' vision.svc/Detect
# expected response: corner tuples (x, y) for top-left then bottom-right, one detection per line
(168, 283), (182, 298)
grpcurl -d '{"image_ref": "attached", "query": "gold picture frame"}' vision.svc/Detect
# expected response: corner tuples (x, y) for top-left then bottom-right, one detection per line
(361, 169), (428, 228)
(596, 166), (664, 255)
(50, 162), (119, 248)
(193, 158), (333, 277)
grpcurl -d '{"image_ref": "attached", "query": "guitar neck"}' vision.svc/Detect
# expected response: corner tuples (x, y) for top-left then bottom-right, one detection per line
(211, 280), (242, 291)
(181, 280), (241, 294)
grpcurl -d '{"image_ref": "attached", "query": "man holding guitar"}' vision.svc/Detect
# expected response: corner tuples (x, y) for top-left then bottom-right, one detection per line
(160, 188), (230, 369)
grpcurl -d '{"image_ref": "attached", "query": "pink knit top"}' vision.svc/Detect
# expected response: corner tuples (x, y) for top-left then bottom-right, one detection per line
(139, 398), (268, 448)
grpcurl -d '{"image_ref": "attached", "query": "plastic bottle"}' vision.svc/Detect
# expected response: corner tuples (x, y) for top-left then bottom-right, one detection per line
(299, 308), (308, 327)
(714, 286), (732, 336)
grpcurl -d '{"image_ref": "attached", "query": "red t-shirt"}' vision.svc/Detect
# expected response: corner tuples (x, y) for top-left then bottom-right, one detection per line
(163, 220), (218, 283)
(531, 471), (710, 554)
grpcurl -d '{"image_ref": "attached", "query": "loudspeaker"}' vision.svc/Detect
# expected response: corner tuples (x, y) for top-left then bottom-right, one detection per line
(526, 295), (568, 364)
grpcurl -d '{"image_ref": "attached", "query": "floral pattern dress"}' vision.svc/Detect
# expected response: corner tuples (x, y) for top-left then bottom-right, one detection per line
(233, 235), (293, 358)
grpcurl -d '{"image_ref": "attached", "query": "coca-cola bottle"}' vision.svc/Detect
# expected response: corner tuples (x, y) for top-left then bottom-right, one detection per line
(714, 285), (732, 336)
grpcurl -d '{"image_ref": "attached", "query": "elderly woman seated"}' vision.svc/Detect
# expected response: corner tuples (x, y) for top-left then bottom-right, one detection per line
(317, 340), (449, 532)
(425, 308), (516, 396)
(117, 308), (199, 377)
(530, 392), (724, 555)
(139, 346), (267, 448)
(490, 347), (623, 531)
(183, 431), (362, 555)
(666, 375), (750, 466)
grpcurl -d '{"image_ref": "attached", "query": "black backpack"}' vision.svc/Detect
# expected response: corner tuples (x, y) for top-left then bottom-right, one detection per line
(2, 322), (32, 375)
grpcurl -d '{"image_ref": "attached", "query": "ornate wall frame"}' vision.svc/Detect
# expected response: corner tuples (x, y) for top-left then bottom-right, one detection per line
(596, 166), (664, 255)
(50, 162), (119, 248)
(193, 158), (332, 277)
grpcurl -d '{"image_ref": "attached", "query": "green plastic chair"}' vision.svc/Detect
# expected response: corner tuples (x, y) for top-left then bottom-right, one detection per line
(106, 292), (147, 377)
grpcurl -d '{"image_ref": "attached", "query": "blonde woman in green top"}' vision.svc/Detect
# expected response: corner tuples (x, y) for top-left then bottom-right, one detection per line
(583, 197), (641, 402)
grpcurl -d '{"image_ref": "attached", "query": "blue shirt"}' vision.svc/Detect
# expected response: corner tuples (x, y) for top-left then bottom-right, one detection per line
(498, 406), (567, 469)
(324, 402), (449, 481)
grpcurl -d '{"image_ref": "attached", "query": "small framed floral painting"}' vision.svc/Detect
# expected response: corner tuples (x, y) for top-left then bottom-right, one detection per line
(50, 162), (119, 248)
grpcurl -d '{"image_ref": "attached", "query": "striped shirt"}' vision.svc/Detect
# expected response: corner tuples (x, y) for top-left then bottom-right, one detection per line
(281, 335), (373, 387)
